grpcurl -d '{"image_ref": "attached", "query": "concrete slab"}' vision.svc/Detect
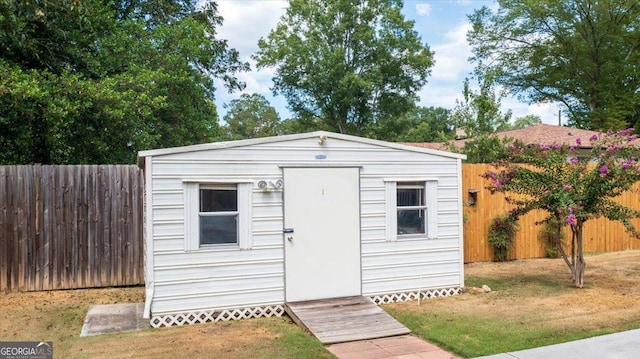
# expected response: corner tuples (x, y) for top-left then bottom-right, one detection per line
(80, 302), (148, 337)
(474, 328), (640, 359)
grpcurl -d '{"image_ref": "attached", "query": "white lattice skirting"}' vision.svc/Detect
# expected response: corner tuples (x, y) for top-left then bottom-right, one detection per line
(150, 305), (285, 328)
(369, 287), (461, 305)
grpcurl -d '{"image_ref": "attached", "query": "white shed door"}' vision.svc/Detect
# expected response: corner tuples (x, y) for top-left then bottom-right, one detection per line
(284, 167), (361, 302)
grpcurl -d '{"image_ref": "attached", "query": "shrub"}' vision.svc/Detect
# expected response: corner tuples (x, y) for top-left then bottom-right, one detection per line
(488, 215), (520, 261)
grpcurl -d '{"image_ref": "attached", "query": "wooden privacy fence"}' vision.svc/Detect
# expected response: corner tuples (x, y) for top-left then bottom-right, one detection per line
(0, 165), (144, 293)
(462, 163), (640, 263)
(2, 163), (639, 292)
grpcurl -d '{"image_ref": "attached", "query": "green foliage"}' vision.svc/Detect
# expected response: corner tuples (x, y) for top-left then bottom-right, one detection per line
(450, 76), (512, 137)
(222, 94), (281, 140)
(539, 216), (565, 258)
(275, 117), (332, 135)
(254, 0), (434, 135)
(0, 1), (248, 164)
(367, 106), (454, 142)
(468, 0), (640, 130)
(454, 135), (515, 163)
(483, 129), (640, 286)
(488, 215), (520, 261)
(513, 115), (542, 129)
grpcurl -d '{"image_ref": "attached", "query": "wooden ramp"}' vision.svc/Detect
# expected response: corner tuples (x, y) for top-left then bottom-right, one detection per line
(284, 296), (410, 345)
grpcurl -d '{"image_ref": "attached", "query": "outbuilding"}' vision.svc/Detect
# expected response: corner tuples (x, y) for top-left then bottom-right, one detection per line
(138, 131), (466, 327)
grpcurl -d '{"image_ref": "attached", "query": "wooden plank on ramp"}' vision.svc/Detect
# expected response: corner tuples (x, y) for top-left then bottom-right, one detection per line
(284, 296), (410, 344)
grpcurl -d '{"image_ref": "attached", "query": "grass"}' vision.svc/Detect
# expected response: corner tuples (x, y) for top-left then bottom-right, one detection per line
(0, 287), (334, 359)
(2, 251), (640, 358)
(67, 317), (333, 359)
(385, 251), (640, 357)
(389, 310), (616, 357)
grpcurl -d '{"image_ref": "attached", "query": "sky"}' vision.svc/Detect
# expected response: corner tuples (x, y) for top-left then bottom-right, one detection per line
(213, 0), (562, 125)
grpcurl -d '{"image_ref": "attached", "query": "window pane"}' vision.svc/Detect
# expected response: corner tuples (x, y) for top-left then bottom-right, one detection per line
(200, 215), (238, 245)
(397, 209), (425, 235)
(397, 188), (424, 207)
(200, 189), (237, 212)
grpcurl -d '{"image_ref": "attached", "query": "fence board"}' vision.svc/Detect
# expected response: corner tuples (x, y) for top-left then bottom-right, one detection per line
(462, 163), (640, 263)
(0, 165), (144, 293)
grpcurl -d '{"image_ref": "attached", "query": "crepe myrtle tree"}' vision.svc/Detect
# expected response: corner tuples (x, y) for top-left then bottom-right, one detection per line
(483, 128), (640, 287)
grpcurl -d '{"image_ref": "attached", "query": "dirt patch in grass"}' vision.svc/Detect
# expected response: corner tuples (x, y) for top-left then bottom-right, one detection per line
(3, 251), (640, 358)
(389, 251), (640, 340)
(462, 250), (640, 330)
(0, 287), (331, 359)
(385, 250), (640, 357)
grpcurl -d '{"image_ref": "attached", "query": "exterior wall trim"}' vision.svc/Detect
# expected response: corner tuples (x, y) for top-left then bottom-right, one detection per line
(150, 304), (286, 328)
(148, 287), (460, 328)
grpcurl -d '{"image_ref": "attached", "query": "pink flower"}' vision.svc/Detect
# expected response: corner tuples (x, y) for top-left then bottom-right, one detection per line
(619, 128), (635, 136)
(590, 134), (599, 141)
(539, 143), (550, 150)
(622, 161), (631, 170)
(566, 214), (577, 225)
(576, 138), (582, 145)
(599, 166), (609, 174)
(569, 146), (575, 152)
(569, 157), (579, 164)
(551, 143), (561, 150)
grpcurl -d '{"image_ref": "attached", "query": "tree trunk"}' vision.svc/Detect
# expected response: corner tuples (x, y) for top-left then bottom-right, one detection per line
(570, 228), (576, 280)
(574, 224), (586, 288)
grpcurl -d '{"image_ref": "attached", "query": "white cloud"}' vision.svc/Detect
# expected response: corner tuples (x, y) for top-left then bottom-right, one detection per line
(217, 1), (287, 60)
(416, 3), (432, 16)
(429, 22), (473, 82)
(418, 86), (461, 109)
(215, 1), (289, 117)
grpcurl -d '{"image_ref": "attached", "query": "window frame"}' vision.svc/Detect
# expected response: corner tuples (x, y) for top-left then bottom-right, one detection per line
(184, 180), (253, 251)
(385, 178), (438, 241)
(198, 185), (239, 246)
(396, 182), (428, 236)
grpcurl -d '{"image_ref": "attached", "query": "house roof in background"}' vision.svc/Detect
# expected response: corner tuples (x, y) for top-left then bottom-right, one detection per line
(404, 124), (606, 151)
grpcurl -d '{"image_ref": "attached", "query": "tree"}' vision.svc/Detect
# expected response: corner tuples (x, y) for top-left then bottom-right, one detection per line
(513, 115), (542, 129)
(483, 129), (640, 287)
(367, 106), (454, 142)
(468, 0), (640, 131)
(450, 76), (512, 137)
(254, 0), (434, 135)
(222, 94), (281, 140)
(0, 1), (248, 164)
(455, 135), (514, 163)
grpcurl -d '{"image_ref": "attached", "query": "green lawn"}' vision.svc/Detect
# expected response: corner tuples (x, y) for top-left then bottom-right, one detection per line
(3, 251), (640, 358)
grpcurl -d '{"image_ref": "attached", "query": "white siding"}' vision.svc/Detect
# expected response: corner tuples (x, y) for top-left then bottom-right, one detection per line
(143, 134), (464, 316)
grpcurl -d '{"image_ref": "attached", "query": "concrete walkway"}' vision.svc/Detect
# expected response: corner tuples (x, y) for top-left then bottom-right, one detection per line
(327, 335), (459, 359)
(475, 328), (640, 359)
(80, 302), (148, 337)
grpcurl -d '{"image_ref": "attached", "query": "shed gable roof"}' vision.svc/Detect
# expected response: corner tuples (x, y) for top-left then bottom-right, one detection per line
(137, 131), (466, 167)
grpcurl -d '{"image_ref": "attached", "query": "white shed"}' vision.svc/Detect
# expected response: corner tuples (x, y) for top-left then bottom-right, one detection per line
(138, 131), (466, 328)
